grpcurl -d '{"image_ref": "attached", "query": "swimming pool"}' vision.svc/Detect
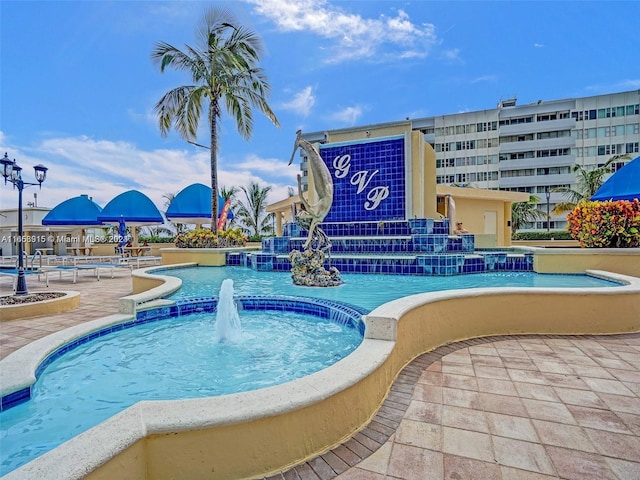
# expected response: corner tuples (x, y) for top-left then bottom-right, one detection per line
(163, 266), (621, 310)
(0, 266), (629, 478)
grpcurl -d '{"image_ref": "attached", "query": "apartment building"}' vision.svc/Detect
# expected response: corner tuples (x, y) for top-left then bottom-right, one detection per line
(300, 90), (639, 232)
(422, 89), (640, 231)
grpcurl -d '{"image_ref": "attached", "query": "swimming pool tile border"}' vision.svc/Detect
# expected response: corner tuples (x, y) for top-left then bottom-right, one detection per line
(1, 296), (368, 411)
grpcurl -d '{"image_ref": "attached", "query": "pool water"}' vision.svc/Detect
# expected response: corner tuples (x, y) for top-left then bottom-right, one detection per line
(0, 309), (362, 475)
(165, 266), (620, 310)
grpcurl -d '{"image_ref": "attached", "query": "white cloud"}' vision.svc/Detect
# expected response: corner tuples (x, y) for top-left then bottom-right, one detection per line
(279, 86), (316, 117)
(235, 153), (299, 180)
(443, 48), (462, 63)
(247, 0), (438, 63)
(0, 133), (296, 214)
(534, 43), (544, 48)
(470, 75), (498, 84)
(329, 105), (363, 125)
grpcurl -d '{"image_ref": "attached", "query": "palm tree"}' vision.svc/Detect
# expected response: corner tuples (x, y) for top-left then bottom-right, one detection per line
(220, 185), (238, 228)
(552, 154), (631, 215)
(511, 195), (548, 235)
(152, 7), (280, 234)
(233, 182), (273, 237)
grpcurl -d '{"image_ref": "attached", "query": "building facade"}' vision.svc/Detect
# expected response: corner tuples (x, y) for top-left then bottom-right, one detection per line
(424, 89), (640, 231)
(299, 90), (639, 232)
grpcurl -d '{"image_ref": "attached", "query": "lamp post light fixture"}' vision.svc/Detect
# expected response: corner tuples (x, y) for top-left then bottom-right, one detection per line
(545, 186), (551, 233)
(1, 152), (48, 295)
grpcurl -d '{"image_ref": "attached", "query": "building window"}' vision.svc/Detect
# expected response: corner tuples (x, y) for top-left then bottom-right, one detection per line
(626, 142), (639, 154)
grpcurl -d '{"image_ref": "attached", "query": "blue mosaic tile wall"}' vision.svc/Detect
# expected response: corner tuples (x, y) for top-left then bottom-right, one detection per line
(320, 136), (406, 222)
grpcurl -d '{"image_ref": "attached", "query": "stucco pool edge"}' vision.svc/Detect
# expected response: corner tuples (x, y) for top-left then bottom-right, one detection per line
(1, 269), (639, 479)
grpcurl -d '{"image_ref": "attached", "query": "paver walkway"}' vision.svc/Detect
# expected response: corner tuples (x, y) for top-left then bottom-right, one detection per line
(2, 273), (639, 479)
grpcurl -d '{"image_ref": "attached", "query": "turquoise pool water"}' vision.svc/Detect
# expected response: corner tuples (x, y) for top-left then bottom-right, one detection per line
(0, 307), (362, 475)
(164, 266), (620, 310)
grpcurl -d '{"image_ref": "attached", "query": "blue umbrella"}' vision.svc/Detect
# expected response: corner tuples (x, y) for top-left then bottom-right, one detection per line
(118, 216), (128, 247)
(591, 156), (640, 202)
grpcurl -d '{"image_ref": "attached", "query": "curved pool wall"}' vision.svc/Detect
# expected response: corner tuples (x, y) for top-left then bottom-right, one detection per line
(2, 268), (640, 480)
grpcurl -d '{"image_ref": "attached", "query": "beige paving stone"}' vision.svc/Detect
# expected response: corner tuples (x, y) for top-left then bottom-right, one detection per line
(442, 427), (494, 463)
(584, 428), (640, 462)
(568, 405), (632, 434)
(413, 383), (443, 404)
(355, 441), (392, 474)
(552, 386), (608, 409)
(387, 443), (443, 480)
(532, 359), (575, 375)
(607, 368), (640, 383)
(480, 392), (528, 417)
(493, 437), (555, 475)
(476, 377), (518, 397)
(467, 345), (499, 356)
(595, 357), (636, 370)
(570, 364), (616, 380)
(545, 445), (616, 480)
(507, 368), (549, 385)
(531, 419), (597, 453)
(514, 382), (559, 402)
(442, 387), (481, 409)
(442, 351), (472, 365)
(443, 454), (501, 480)
(597, 392), (640, 415)
(395, 419), (441, 450)
(498, 466), (558, 479)
(404, 400), (442, 424)
(582, 376), (636, 396)
(441, 363), (475, 376)
(335, 467), (386, 479)
(616, 412), (640, 435)
(522, 398), (576, 424)
(470, 354), (504, 367)
(605, 457), (640, 480)
(418, 371), (443, 386)
(486, 412), (539, 442)
(441, 405), (488, 433)
(442, 373), (478, 391)
(474, 365), (511, 380)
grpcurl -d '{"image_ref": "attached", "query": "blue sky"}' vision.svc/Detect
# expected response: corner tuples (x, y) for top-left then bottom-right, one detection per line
(2, 0), (639, 213)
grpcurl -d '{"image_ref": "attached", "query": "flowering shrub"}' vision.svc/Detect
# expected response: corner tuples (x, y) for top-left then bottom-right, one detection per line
(174, 228), (247, 248)
(567, 199), (640, 248)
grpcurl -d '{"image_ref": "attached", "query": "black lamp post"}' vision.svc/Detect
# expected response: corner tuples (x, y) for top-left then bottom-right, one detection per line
(545, 187), (551, 233)
(1, 152), (48, 295)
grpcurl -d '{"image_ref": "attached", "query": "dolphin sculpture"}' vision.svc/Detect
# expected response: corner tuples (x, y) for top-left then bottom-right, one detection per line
(288, 130), (333, 250)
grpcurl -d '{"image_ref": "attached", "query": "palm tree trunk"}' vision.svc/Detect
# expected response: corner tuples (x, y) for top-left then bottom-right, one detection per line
(210, 100), (219, 234)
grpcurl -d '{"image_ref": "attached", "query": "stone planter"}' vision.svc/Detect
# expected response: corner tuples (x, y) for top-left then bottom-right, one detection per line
(0, 291), (81, 321)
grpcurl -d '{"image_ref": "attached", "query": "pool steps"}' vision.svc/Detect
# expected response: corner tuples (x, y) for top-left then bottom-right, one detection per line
(228, 218), (533, 276)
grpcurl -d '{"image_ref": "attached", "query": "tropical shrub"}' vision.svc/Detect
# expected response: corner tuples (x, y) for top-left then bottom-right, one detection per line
(512, 231), (573, 241)
(567, 199), (640, 248)
(174, 228), (247, 248)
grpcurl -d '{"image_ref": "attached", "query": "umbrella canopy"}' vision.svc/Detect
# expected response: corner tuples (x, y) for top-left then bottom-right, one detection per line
(97, 190), (164, 226)
(42, 194), (103, 227)
(165, 183), (234, 224)
(591, 156), (640, 202)
(117, 216), (128, 247)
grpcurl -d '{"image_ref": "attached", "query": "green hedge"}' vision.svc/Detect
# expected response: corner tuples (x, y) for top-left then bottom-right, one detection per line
(512, 231), (573, 241)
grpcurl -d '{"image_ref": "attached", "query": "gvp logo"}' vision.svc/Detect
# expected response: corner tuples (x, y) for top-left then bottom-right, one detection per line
(332, 154), (389, 211)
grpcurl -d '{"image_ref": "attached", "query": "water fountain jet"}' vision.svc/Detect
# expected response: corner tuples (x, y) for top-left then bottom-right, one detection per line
(214, 279), (242, 343)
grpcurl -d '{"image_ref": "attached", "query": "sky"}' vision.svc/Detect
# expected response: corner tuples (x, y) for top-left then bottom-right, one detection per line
(1, 0), (639, 215)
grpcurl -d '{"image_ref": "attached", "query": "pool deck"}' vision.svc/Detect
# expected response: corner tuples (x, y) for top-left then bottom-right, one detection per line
(1, 274), (639, 479)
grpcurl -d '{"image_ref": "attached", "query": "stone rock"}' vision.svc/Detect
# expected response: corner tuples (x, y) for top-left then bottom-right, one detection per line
(289, 249), (343, 287)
